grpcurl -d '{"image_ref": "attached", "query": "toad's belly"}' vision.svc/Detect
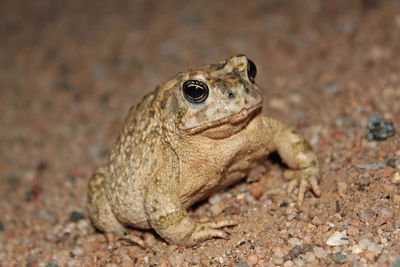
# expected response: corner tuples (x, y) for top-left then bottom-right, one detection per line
(179, 148), (270, 209)
(177, 115), (274, 208)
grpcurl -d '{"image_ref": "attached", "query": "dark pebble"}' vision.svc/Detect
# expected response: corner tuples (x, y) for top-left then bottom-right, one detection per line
(280, 202), (288, 207)
(283, 244), (312, 260)
(69, 211), (84, 222)
(46, 261), (59, 267)
(236, 240), (246, 247)
(0, 220), (4, 231)
(387, 158), (400, 169)
(366, 113), (395, 141)
(331, 251), (347, 264)
(233, 262), (251, 267)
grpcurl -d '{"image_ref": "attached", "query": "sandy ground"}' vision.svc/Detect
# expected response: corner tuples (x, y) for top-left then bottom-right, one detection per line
(1, 0), (400, 266)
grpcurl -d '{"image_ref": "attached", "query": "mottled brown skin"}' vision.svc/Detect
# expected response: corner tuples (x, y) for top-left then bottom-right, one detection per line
(87, 55), (321, 246)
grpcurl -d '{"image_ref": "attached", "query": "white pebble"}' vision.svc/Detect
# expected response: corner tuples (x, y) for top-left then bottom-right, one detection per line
(351, 244), (363, 254)
(209, 194), (221, 205)
(326, 231), (350, 246)
(391, 172), (400, 183)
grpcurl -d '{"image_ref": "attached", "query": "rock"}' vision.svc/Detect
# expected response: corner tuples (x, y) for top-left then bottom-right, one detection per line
(250, 182), (264, 199)
(366, 113), (395, 141)
(303, 251), (316, 263)
(326, 231), (349, 246)
(313, 246), (329, 258)
(391, 172), (400, 183)
(390, 258), (400, 267)
(331, 251), (347, 264)
(46, 261), (59, 267)
(283, 245), (312, 260)
(247, 254), (259, 266)
(387, 158), (400, 169)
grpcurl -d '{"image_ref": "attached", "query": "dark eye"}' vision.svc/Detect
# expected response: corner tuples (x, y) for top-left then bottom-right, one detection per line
(247, 58), (257, 83)
(182, 80), (209, 104)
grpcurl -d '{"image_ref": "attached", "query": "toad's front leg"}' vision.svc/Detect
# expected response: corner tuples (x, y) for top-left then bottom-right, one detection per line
(144, 182), (237, 246)
(144, 151), (237, 246)
(262, 116), (321, 207)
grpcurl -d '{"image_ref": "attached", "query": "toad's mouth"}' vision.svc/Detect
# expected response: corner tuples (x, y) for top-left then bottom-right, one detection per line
(184, 102), (263, 136)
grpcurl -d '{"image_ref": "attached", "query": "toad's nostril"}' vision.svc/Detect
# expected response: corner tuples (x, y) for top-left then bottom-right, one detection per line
(228, 92), (235, 99)
(244, 86), (250, 94)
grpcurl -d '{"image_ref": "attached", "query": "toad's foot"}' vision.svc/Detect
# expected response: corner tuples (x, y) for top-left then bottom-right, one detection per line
(119, 234), (146, 248)
(285, 168), (321, 208)
(189, 219), (238, 245)
(105, 232), (146, 249)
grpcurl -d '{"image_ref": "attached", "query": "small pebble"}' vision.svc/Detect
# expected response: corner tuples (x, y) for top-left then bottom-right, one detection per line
(303, 251), (316, 263)
(168, 254), (184, 266)
(351, 244), (363, 254)
(293, 258), (305, 266)
(234, 262), (251, 267)
(378, 207), (392, 217)
(331, 251), (347, 264)
(46, 261), (59, 267)
(250, 182), (264, 199)
(337, 182), (347, 197)
(391, 172), (400, 183)
(286, 213), (297, 221)
(71, 248), (84, 257)
(326, 231), (349, 246)
(208, 194), (221, 205)
(272, 257), (284, 265)
(247, 254), (259, 266)
(347, 226), (360, 237)
(367, 242), (382, 254)
(365, 113), (395, 141)
(360, 208), (375, 222)
(288, 237), (301, 247)
(348, 219), (360, 226)
(284, 245), (311, 260)
(69, 211), (84, 222)
(359, 238), (372, 250)
(387, 158), (400, 169)
(390, 258), (400, 267)
(393, 194), (400, 203)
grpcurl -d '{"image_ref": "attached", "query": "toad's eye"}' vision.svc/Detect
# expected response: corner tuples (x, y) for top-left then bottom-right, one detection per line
(247, 58), (257, 83)
(182, 80), (209, 104)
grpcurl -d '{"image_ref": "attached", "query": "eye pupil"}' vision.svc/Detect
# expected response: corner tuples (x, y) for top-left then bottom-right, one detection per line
(182, 80), (209, 103)
(247, 59), (257, 83)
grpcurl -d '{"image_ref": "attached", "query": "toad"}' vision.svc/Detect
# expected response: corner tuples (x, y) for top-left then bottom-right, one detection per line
(87, 55), (320, 246)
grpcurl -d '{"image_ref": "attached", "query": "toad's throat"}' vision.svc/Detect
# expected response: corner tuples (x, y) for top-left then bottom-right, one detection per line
(184, 102), (263, 135)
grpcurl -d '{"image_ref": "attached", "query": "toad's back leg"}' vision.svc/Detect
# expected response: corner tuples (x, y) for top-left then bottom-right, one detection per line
(87, 167), (126, 235)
